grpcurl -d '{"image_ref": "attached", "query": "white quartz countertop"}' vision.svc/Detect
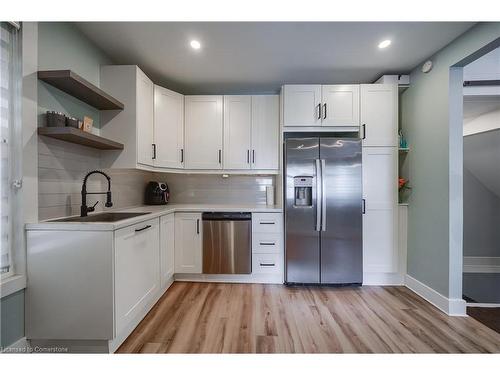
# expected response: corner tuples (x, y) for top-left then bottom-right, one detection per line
(25, 203), (283, 231)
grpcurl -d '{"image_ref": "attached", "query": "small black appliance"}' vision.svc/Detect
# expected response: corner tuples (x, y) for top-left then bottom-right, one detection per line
(145, 181), (169, 205)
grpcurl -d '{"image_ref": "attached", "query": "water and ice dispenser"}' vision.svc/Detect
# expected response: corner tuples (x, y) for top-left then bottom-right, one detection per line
(293, 176), (313, 207)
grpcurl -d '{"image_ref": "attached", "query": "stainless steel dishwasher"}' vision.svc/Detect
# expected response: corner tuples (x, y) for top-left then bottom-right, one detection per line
(202, 212), (251, 274)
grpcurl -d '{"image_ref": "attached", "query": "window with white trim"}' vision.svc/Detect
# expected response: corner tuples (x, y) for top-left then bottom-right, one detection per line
(1, 22), (21, 279)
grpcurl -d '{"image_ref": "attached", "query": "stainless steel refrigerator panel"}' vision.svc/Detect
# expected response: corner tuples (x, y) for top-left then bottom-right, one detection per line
(285, 137), (320, 283)
(202, 220), (252, 274)
(319, 138), (363, 284)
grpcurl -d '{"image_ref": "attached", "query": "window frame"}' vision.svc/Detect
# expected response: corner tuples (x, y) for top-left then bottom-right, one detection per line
(0, 21), (22, 286)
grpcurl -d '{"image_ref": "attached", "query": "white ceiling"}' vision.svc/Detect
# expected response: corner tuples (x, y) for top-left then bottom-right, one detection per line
(76, 22), (475, 94)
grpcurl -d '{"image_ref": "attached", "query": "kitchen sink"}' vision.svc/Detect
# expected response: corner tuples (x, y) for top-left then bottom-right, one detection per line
(49, 212), (151, 223)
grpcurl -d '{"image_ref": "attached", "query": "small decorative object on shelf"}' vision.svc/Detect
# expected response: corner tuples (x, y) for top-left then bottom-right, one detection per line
(399, 177), (412, 203)
(81, 116), (93, 133)
(398, 129), (408, 149)
(65, 116), (79, 128)
(46, 111), (66, 127)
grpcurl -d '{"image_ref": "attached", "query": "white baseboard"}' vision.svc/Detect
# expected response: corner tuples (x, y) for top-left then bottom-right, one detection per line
(1, 337), (29, 353)
(463, 257), (500, 273)
(466, 302), (500, 308)
(405, 274), (466, 316)
(363, 272), (405, 286)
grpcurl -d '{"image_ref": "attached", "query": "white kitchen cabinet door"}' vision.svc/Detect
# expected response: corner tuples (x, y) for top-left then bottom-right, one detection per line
(282, 85), (322, 127)
(154, 85), (184, 169)
(114, 218), (160, 335)
(174, 213), (202, 273)
(321, 85), (360, 127)
(184, 96), (223, 169)
(160, 214), (175, 289)
(361, 84), (398, 147)
(223, 96), (252, 169)
(251, 95), (279, 170)
(136, 69), (155, 166)
(362, 147), (398, 273)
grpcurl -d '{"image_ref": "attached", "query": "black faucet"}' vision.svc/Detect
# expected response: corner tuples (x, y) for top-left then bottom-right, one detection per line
(81, 170), (113, 217)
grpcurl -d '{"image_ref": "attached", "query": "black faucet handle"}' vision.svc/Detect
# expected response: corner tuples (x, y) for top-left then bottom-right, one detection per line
(88, 201), (99, 213)
(105, 191), (113, 208)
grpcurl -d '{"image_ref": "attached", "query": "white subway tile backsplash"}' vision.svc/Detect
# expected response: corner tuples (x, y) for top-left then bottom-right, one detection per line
(38, 136), (277, 220)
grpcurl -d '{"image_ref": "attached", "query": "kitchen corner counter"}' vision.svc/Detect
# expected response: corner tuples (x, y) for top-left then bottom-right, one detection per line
(25, 203), (283, 231)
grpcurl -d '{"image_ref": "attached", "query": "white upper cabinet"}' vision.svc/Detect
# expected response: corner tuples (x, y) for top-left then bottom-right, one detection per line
(184, 96), (223, 170)
(223, 95), (280, 170)
(360, 84), (398, 147)
(321, 85), (360, 126)
(223, 96), (252, 169)
(282, 85), (322, 127)
(154, 85), (184, 169)
(362, 147), (398, 274)
(100, 65), (155, 169)
(251, 95), (279, 170)
(136, 70), (155, 166)
(282, 84), (360, 127)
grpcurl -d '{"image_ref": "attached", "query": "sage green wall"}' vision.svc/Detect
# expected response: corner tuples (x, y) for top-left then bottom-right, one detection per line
(0, 291), (25, 348)
(38, 22), (114, 128)
(401, 22), (500, 298)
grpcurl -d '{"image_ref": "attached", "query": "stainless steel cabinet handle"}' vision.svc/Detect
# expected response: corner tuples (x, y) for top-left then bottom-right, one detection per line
(135, 225), (152, 233)
(323, 103), (327, 119)
(317, 103), (321, 120)
(260, 263), (275, 267)
(321, 159), (326, 231)
(315, 159), (321, 231)
(259, 242), (276, 246)
(180, 148), (184, 163)
(196, 219), (200, 234)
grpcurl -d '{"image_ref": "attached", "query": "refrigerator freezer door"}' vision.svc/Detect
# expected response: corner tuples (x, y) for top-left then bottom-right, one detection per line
(285, 137), (320, 283)
(319, 138), (363, 284)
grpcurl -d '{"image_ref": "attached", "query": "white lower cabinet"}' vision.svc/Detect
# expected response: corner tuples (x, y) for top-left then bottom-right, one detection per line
(160, 213), (175, 288)
(251, 212), (283, 279)
(114, 218), (160, 335)
(252, 253), (282, 275)
(175, 212), (202, 273)
(362, 147), (398, 275)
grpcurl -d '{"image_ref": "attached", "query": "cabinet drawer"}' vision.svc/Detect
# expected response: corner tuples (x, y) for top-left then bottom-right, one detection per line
(252, 213), (283, 233)
(252, 253), (282, 274)
(252, 233), (282, 254)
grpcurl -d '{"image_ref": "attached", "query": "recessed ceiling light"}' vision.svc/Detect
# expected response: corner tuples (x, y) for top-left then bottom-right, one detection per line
(190, 40), (201, 50)
(378, 39), (391, 49)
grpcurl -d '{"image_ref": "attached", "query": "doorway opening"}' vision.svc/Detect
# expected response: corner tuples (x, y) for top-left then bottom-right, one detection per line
(461, 47), (500, 333)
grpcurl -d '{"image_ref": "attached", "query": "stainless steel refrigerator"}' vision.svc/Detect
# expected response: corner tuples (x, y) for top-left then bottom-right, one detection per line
(284, 136), (363, 284)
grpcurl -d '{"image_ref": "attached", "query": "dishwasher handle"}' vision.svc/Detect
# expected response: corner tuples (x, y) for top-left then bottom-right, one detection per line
(202, 212), (251, 221)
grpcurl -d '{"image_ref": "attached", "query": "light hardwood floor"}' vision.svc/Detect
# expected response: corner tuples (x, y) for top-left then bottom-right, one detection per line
(117, 282), (500, 353)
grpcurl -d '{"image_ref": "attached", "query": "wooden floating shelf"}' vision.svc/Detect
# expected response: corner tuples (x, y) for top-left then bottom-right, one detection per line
(38, 127), (124, 150)
(38, 70), (124, 110)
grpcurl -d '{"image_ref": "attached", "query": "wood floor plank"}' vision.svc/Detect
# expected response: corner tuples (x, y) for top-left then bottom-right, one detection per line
(116, 282), (500, 354)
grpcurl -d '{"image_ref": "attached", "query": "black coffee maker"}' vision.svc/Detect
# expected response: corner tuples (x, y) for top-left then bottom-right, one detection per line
(145, 181), (169, 205)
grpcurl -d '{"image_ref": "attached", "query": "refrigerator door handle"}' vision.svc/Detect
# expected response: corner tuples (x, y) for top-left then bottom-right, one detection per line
(315, 159), (322, 232)
(321, 159), (327, 231)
